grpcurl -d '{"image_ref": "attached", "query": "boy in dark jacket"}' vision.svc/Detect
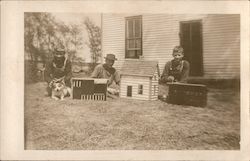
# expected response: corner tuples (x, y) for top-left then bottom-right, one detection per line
(91, 54), (120, 96)
(91, 54), (120, 86)
(161, 46), (190, 83)
(44, 47), (72, 96)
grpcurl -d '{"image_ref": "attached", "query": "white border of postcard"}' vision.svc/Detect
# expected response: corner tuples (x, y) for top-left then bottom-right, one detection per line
(1, 0), (249, 160)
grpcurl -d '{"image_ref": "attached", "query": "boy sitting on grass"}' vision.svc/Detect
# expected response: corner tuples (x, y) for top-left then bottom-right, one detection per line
(161, 46), (190, 83)
(91, 54), (120, 97)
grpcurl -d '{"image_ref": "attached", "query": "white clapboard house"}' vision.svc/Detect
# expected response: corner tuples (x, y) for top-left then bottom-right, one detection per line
(120, 60), (160, 100)
(102, 14), (240, 80)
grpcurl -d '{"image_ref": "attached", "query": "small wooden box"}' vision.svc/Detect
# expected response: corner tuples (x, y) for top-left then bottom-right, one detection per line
(71, 78), (108, 101)
(167, 83), (207, 107)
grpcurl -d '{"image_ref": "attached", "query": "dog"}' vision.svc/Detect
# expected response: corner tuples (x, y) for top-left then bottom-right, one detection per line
(51, 78), (71, 100)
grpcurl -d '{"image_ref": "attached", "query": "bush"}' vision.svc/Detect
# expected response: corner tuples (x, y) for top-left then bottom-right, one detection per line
(25, 60), (45, 83)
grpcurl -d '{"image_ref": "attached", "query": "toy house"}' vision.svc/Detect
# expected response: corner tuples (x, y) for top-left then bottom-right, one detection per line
(120, 60), (160, 100)
(71, 78), (108, 101)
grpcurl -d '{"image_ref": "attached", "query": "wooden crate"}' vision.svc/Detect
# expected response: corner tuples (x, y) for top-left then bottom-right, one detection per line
(71, 78), (108, 101)
(167, 83), (207, 107)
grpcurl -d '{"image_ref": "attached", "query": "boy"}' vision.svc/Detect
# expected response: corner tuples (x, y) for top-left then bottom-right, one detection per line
(44, 47), (72, 96)
(161, 46), (190, 83)
(91, 54), (120, 86)
(91, 54), (120, 96)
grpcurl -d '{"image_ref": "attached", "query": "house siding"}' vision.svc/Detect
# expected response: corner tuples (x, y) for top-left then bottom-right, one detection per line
(151, 82), (158, 100)
(102, 14), (127, 70)
(103, 14), (240, 79)
(150, 71), (159, 100)
(120, 75), (150, 100)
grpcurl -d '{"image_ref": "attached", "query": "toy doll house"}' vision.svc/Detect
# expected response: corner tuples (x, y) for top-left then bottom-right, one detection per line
(71, 78), (108, 101)
(120, 60), (160, 100)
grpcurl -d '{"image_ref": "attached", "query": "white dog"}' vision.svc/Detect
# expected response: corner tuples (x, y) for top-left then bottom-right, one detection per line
(51, 78), (71, 100)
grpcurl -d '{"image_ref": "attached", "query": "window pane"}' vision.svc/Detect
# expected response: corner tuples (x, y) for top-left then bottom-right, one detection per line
(128, 39), (135, 48)
(136, 50), (141, 57)
(135, 39), (141, 48)
(125, 16), (142, 59)
(134, 19), (141, 37)
(127, 20), (134, 38)
(126, 50), (136, 58)
(126, 50), (142, 59)
(138, 84), (143, 94)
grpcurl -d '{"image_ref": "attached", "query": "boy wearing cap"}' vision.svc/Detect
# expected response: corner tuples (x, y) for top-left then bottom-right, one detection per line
(161, 46), (190, 83)
(91, 54), (120, 86)
(44, 47), (72, 96)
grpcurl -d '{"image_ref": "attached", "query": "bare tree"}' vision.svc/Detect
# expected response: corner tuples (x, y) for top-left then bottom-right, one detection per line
(67, 24), (83, 61)
(84, 17), (102, 71)
(25, 13), (62, 62)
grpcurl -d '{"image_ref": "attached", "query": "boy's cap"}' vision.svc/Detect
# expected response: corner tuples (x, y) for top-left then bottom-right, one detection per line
(173, 46), (184, 54)
(55, 47), (65, 53)
(104, 54), (117, 61)
(54, 47), (65, 56)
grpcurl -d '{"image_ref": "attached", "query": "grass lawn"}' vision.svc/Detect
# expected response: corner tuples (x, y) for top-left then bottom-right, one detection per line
(24, 81), (240, 150)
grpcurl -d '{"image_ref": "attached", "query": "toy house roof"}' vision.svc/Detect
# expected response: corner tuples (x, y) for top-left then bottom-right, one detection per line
(120, 60), (159, 77)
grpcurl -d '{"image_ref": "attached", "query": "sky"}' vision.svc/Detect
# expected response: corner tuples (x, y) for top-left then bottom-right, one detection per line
(52, 13), (101, 62)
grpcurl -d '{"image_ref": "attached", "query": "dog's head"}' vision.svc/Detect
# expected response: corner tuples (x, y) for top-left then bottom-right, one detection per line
(52, 80), (66, 92)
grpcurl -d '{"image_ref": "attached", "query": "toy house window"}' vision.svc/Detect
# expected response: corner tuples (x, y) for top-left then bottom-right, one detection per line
(138, 84), (143, 94)
(153, 85), (157, 95)
(125, 16), (142, 59)
(127, 86), (132, 97)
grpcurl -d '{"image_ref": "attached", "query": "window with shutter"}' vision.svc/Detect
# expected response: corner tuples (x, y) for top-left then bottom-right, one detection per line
(125, 16), (142, 59)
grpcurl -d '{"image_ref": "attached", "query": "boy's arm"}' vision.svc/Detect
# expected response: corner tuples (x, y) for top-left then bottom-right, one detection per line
(44, 62), (53, 84)
(64, 60), (72, 83)
(180, 61), (190, 83)
(161, 61), (171, 83)
(114, 71), (120, 86)
(91, 65), (101, 78)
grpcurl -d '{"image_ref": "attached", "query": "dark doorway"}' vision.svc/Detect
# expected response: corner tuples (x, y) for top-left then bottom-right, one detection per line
(127, 86), (132, 97)
(180, 20), (203, 76)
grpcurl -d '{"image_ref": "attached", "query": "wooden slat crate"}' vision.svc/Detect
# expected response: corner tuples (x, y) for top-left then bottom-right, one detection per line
(71, 78), (108, 101)
(167, 83), (207, 107)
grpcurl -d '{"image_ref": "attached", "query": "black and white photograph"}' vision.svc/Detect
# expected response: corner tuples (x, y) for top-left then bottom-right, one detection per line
(1, 0), (250, 160)
(24, 12), (240, 150)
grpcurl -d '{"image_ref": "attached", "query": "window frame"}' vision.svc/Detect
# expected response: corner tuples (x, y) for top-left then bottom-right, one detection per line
(125, 15), (142, 59)
(138, 84), (143, 95)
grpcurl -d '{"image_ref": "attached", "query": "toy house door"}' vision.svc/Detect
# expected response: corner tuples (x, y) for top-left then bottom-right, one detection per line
(180, 20), (203, 76)
(127, 86), (132, 97)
